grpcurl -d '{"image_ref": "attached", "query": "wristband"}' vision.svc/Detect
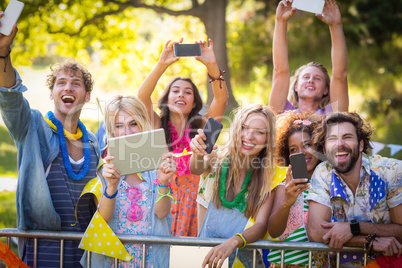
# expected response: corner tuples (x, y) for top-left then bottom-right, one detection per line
(234, 233), (247, 249)
(104, 186), (118, 199)
(156, 186), (177, 204)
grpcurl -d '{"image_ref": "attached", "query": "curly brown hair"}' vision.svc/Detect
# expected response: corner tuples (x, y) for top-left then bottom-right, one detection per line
(276, 111), (322, 166)
(312, 112), (373, 154)
(46, 59), (94, 92)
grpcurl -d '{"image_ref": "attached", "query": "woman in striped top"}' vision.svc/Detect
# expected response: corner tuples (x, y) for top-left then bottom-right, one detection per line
(266, 111), (325, 267)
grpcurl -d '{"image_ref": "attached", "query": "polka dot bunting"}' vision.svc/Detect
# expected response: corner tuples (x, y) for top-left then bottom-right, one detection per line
(79, 211), (132, 261)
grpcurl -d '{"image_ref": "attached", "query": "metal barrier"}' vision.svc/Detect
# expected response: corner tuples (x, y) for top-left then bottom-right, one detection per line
(0, 228), (367, 268)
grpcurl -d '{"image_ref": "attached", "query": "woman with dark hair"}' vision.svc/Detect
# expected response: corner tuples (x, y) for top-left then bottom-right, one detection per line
(265, 111), (326, 267)
(269, 0), (349, 115)
(138, 38), (228, 237)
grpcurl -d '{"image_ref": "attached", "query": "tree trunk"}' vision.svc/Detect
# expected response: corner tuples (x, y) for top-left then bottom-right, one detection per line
(200, 0), (238, 113)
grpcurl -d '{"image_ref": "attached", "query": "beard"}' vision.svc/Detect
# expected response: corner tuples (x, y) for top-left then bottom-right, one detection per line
(326, 145), (360, 174)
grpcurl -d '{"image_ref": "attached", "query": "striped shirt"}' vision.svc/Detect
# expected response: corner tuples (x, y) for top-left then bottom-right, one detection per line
(24, 147), (97, 267)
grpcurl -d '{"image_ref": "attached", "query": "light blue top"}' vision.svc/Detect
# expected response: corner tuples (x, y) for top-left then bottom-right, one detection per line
(81, 170), (172, 268)
(0, 69), (100, 255)
(199, 202), (265, 268)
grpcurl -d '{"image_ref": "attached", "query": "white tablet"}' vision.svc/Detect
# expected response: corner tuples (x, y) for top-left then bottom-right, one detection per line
(107, 128), (167, 175)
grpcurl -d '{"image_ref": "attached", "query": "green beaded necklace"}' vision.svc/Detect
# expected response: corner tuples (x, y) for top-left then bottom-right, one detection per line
(219, 160), (252, 212)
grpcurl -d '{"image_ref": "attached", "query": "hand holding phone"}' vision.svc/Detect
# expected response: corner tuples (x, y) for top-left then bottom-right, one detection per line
(0, 0), (24, 36)
(203, 117), (223, 154)
(173, 43), (201, 57)
(289, 153), (309, 183)
(292, 0), (325, 15)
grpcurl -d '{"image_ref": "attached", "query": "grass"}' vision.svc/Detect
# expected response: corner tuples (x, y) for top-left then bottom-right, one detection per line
(0, 191), (18, 255)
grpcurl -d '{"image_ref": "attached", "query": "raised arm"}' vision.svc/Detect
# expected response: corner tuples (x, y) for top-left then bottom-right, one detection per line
(195, 39), (228, 124)
(189, 129), (217, 175)
(317, 0), (348, 112)
(0, 13), (16, 87)
(269, 0), (296, 114)
(0, 21), (31, 142)
(137, 39), (182, 128)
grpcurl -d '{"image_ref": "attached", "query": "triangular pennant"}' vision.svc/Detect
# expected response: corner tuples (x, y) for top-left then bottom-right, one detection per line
(272, 166), (288, 189)
(232, 256), (246, 268)
(388, 144), (402, 157)
(79, 211), (132, 261)
(370, 141), (385, 155)
(71, 177), (103, 227)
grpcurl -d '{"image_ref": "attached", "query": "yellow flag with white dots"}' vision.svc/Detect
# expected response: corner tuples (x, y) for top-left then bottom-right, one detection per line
(79, 211), (132, 261)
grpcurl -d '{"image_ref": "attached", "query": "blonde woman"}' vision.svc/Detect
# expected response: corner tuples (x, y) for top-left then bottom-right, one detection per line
(83, 95), (176, 268)
(190, 104), (276, 268)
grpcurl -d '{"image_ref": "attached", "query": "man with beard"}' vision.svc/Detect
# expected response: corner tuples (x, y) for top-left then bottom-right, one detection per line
(306, 112), (402, 266)
(0, 19), (100, 267)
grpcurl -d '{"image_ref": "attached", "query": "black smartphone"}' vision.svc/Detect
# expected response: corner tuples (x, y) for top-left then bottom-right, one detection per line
(289, 153), (309, 183)
(203, 117), (223, 154)
(173, 43), (201, 57)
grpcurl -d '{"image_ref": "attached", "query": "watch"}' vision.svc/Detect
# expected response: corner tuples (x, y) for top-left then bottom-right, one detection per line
(350, 219), (360, 235)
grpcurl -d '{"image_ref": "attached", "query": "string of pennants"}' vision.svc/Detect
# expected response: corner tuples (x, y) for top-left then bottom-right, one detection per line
(371, 141), (402, 157)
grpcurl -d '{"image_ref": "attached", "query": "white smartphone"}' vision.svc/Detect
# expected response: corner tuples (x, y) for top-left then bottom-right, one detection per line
(0, 0), (25, 36)
(292, 0), (325, 15)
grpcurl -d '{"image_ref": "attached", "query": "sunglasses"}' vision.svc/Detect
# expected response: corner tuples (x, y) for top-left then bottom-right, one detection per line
(126, 186), (143, 222)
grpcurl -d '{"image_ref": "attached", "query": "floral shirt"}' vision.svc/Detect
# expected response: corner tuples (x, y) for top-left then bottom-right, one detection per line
(306, 153), (402, 265)
(306, 153), (402, 224)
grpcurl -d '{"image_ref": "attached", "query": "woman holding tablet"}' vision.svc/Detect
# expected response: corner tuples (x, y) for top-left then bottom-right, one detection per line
(138, 38), (228, 237)
(189, 104), (276, 268)
(86, 95), (176, 267)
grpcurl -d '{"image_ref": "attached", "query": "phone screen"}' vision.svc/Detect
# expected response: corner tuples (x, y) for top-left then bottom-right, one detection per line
(203, 117), (223, 154)
(289, 153), (309, 181)
(173, 44), (202, 57)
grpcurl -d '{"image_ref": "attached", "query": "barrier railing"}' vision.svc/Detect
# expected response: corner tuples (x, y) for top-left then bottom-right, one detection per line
(0, 228), (367, 268)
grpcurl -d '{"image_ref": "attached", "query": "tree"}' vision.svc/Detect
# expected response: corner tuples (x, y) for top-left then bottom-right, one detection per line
(10, 0), (239, 111)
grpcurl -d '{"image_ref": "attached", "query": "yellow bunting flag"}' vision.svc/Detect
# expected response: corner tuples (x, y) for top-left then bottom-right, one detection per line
(272, 166), (288, 190)
(79, 211), (132, 261)
(71, 177), (103, 227)
(172, 148), (192, 158)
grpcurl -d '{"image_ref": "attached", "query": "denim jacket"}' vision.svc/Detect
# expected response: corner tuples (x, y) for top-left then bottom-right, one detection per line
(81, 170), (172, 268)
(0, 69), (100, 252)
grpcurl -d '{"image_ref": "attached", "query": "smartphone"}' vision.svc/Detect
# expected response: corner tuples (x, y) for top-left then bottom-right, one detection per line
(173, 43), (201, 57)
(289, 153), (309, 183)
(292, 0), (325, 15)
(0, 0), (25, 36)
(203, 117), (223, 154)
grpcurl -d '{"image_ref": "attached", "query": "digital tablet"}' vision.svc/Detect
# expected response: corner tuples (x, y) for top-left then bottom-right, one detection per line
(107, 128), (167, 175)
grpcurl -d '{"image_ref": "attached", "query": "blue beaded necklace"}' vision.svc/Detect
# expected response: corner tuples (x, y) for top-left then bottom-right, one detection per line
(47, 111), (91, 181)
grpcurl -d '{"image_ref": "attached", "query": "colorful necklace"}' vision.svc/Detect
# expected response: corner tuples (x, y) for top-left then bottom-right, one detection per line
(44, 116), (83, 140)
(219, 160), (252, 212)
(47, 111), (91, 181)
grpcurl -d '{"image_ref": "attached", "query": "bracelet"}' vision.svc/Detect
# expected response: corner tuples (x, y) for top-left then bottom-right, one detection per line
(0, 48), (11, 73)
(208, 69), (225, 89)
(154, 178), (169, 188)
(234, 233), (247, 249)
(156, 185), (177, 204)
(364, 234), (378, 260)
(103, 186), (118, 199)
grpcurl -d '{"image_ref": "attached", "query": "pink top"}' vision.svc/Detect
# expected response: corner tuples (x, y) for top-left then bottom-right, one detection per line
(169, 122), (192, 176)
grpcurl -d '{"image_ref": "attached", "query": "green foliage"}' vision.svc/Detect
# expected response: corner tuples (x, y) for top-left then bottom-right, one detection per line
(0, 191), (18, 254)
(0, 126), (17, 177)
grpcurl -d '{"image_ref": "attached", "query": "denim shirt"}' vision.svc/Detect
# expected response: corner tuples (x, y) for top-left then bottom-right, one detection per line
(81, 170), (172, 268)
(0, 69), (100, 252)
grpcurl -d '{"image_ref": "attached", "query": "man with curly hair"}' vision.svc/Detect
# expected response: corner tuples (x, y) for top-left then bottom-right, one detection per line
(0, 23), (100, 267)
(306, 112), (402, 266)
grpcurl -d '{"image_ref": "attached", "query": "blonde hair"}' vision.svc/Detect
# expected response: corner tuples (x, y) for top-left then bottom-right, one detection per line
(211, 104), (276, 219)
(289, 62), (330, 110)
(104, 95), (151, 139)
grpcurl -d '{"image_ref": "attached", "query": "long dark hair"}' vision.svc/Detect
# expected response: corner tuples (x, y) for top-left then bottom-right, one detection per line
(157, 77), (203, 149)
